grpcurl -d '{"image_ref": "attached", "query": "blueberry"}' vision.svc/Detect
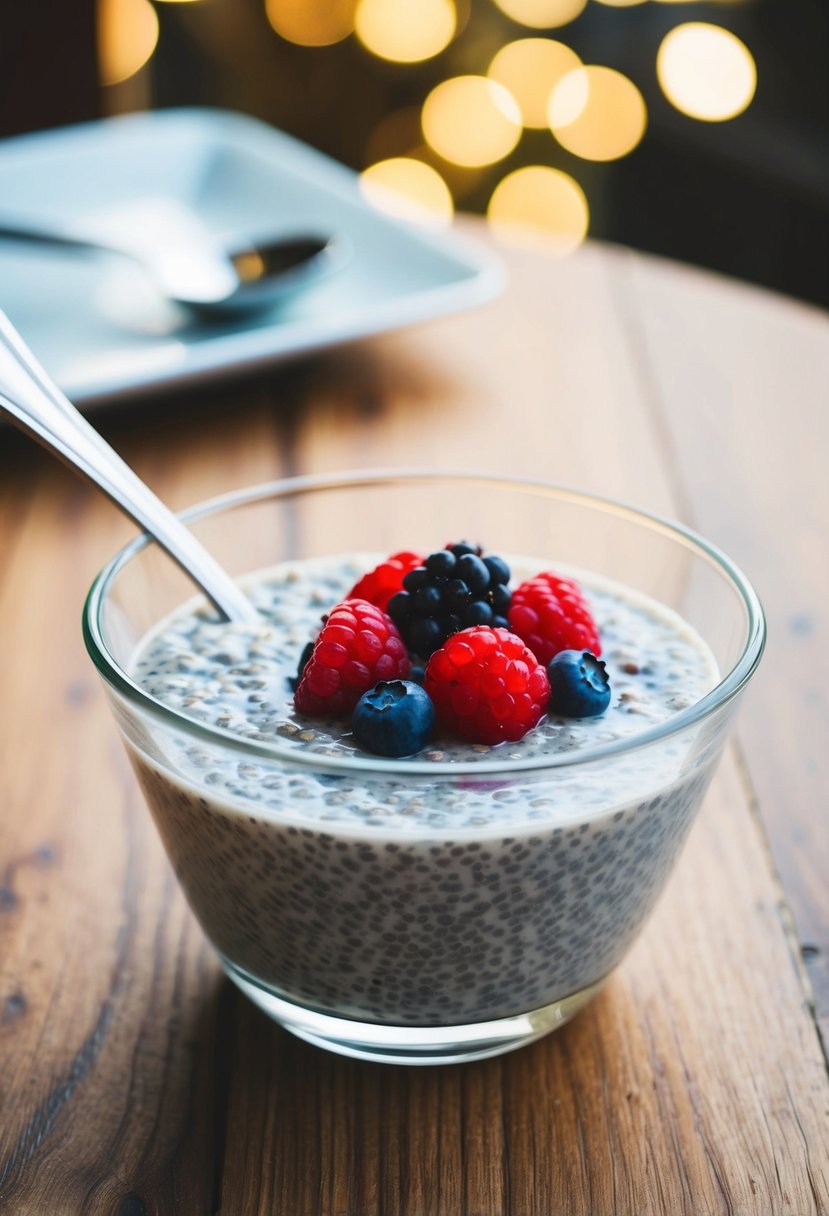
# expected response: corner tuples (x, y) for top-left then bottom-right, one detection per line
(288, 640), (315, 691)
(352, 680), (436, 757)
(548, 650), (611, 718)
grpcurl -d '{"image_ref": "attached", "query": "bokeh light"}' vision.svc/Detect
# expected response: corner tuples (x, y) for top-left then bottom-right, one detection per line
(490, 0), (586, 30)
(487, 166), (588, 256)
(548, 65), (647, 161)
(98, 0), (159, 86)
(657, 23), (756, 122)
(488, 39), (581, 129)
(422, 76), (522, 168)
(355, 0), (456, 63)
(592, 0), (646, 6)
(360, 159), (454, 227)
(264, 0), (356, 47)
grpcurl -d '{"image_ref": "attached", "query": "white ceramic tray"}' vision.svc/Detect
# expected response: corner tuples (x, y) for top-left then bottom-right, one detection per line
(0, 108), (503, 407)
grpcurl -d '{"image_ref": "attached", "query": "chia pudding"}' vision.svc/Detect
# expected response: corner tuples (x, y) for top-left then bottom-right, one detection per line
(127, 553), (720, 1027)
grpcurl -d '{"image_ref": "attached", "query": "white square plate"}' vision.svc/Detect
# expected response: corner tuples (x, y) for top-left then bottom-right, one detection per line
(0, 108), (503, 407)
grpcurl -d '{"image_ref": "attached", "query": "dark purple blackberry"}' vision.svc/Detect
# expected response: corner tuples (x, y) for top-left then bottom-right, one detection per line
(387, 541), (512, 658)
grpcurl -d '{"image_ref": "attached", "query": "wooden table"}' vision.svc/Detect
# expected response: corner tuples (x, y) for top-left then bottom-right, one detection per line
(1, 226), (828, 1214)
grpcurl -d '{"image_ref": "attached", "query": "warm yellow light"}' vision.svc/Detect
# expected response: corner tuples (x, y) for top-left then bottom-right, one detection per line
(487, 166), (588, 256)
(360, 159), (454, 228)
(593, 0), (647, 6)
(548, 65), (646, 161)
(264, 0), (355, 47)
(98, 0), (159, 86)
(355, 0), (455, 63)
(490, 0), (586, 30)
(488, 39), (581, 129)
(657, 23), (756, 121)
(422, 76), (521, 168)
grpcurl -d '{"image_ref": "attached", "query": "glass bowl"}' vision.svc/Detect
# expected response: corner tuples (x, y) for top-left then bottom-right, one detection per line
(83, 471), (765, 1064)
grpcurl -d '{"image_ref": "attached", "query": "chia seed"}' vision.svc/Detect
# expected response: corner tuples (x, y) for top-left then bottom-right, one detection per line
(127, 553), (721, 1026)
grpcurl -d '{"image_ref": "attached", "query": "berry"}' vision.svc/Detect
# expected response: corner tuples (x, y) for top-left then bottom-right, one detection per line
(425, 626), (549, 745)
(548, 650), (611, 718)
(387, 542), (512, 658)
(346, 551), (423, 611)
(288, 640), (315, 692)
(352, 680), (435, 757)
(294, 599), (410, 715)
(508, 572), (601, 665)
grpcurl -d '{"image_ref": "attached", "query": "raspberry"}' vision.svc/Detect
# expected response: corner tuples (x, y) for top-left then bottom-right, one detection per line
(294, 599), (410, 715)
(508, 572), (601, 666)
(387, 542), (512, 659)
(424, 626), (549, 745)
(346, 551), (423, 611)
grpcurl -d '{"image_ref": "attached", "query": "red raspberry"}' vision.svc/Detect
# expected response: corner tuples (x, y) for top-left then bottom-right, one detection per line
(294, 599), (410, 715)
(346, 551), (423, 611)
(424, 626), (550, 745)
(508, 572), (601, 665)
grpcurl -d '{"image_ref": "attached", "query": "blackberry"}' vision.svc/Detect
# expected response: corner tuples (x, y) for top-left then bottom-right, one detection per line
(387, 542), (512, 658)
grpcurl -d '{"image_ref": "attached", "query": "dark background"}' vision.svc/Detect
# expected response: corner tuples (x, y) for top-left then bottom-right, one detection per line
(1, 0), (827, 309)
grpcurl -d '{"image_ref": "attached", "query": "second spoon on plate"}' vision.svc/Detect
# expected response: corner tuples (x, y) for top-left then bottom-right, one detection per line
(0, 213), (343, 317)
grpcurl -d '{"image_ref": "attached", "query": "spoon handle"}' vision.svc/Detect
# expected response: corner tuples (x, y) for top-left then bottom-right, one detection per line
(0, 220), (104, 256)
(0, 312), (258, 624)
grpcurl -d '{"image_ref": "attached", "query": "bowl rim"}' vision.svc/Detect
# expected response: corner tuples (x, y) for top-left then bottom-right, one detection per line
(82, 469), (766, 777)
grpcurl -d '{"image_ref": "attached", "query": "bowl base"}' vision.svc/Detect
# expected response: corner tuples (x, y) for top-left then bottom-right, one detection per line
(222, 959), (607, 1065)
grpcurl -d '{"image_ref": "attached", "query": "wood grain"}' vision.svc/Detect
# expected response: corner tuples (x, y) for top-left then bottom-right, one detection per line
(0, 441), (222, 1215)
(216, 754), (829, 1216)
(1, 230), (827, 1214)
(615, 250), (829, 1043)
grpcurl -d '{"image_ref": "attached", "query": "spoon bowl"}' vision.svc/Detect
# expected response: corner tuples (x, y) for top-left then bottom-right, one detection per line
(195, 233), (344, 317)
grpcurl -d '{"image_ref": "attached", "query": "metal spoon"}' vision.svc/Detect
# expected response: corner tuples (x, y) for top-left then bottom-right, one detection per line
(0, 310), (257, 623)
(0, 216), (341, 316)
